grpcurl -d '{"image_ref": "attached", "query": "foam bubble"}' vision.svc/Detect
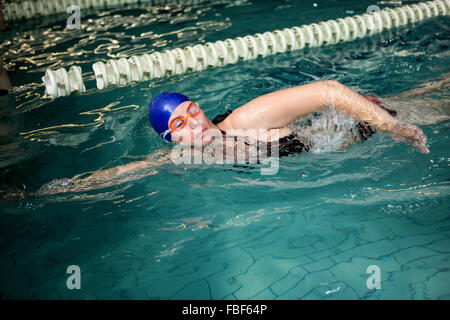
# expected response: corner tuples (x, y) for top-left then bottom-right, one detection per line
(288, 106), (360, 153)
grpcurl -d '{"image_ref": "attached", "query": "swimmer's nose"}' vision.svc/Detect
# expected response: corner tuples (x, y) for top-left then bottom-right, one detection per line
(187, 115), (200, 130)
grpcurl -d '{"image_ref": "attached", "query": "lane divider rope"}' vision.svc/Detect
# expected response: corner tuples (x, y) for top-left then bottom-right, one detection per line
(41, 0), (450, 99)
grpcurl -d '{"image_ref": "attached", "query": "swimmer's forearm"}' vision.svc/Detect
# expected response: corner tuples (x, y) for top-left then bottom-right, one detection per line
(34, 160), (155, 196)
(74, 150), (171, 186)
(80, 160), (151, 182)
(326, 81), (398, 132)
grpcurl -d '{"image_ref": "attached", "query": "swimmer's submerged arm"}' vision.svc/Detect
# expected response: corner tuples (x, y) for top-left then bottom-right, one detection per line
(75, 149), (173, 189)
(34, 149), (171, 196)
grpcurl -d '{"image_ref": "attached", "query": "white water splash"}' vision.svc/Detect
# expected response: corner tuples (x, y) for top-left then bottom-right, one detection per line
(288, 106), (361, 153)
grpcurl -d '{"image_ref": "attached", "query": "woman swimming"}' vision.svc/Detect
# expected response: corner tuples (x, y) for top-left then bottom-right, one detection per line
(3, 75), (449, 198)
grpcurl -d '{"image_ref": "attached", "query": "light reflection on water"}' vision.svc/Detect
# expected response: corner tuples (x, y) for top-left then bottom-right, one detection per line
(0, 0), (449, 300)
(1, 1), (242, 76)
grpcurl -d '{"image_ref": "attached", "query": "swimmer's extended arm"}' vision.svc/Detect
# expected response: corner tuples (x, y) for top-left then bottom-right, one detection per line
(32, 149), (171, 196)
(31, 160), (154, 196)
(228, 80), (429, 153)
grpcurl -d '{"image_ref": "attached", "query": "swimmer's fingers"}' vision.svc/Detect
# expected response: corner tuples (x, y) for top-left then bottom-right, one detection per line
(35, 178), (77, 195)
(389, 123), (429, 154)
(406, 125), (430, 154)
(418, 144), (430, 154)
(391, 133), (429, 153)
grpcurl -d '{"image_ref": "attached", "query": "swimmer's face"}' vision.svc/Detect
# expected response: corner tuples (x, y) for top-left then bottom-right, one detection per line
(168, 101), (216, 146)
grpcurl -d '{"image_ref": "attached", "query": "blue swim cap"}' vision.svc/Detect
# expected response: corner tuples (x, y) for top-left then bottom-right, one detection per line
(148, 92), (190, 142)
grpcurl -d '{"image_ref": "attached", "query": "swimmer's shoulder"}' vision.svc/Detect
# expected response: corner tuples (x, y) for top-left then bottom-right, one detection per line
(212, 109), (237, 131)
(212, 106), (293, 141)
(213, 104), (262, 129)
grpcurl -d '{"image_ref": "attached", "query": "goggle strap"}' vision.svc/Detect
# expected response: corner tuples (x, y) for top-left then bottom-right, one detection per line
(160, 130), (171, 141)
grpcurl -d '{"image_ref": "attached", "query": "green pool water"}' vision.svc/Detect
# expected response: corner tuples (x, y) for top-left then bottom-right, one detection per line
(0, 0), (449, 299)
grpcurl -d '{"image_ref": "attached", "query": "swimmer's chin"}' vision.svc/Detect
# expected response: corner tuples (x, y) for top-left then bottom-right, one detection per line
(172, 135), (214, 146)
(197, 135), (215, 146)
(193, 128), (220, 146)
(172, 128), (222, 146)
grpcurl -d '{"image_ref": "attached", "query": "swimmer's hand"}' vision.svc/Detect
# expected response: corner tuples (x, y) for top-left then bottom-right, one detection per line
(34, 178), (78, 196)
(0, 187), (26, 200)
(388, 122), (430, 154)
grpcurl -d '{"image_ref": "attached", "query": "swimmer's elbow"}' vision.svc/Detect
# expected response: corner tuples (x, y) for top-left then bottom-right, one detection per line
(321, 79), (341, 88)
(320, 80), (344, 105)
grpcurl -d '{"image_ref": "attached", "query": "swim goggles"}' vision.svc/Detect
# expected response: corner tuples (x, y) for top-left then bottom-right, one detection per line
(160, 102), (201, 140)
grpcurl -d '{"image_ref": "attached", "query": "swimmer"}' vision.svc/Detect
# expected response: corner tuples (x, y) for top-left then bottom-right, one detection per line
(3, 75), (450, 198)
(0, 56), (12, 94)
